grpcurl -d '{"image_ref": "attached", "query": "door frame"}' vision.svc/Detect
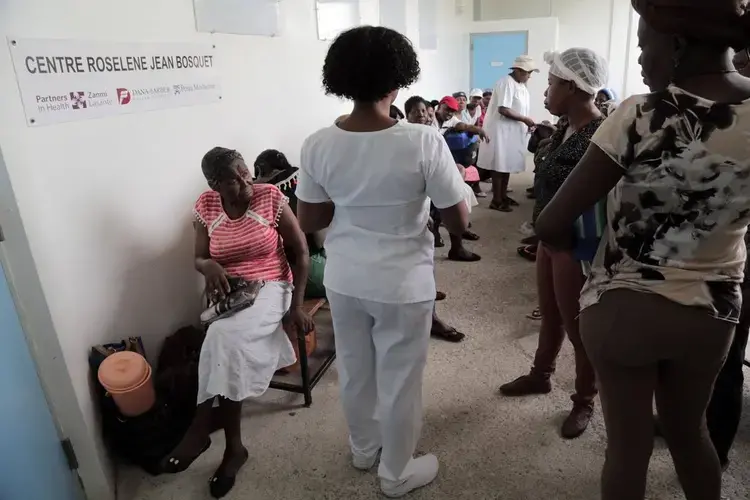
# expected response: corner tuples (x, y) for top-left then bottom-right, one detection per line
(0, 146), (113, 500)
(469, 30), (529, 90)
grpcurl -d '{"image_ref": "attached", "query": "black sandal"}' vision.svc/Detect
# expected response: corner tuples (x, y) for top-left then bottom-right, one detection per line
(431, 327), (466, 343)
(517, 245), (537, 262)
(489, 201), (512, 212)
(209, 448), (249, 498)
(161, 438), (212, 474)
(462, 231), (480, 241)
(525, 307), (542, 320)
(448, 249), (481, 262)
(436, 291), (447, 301)
(504, 196), (520, 207)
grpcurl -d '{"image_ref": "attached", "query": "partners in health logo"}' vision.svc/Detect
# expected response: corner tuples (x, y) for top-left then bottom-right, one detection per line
(69, 91), (87, 110)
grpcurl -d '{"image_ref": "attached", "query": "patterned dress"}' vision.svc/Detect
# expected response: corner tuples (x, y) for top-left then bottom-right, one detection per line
(193, 184), (296, 402)
(582, 86), (750, 323)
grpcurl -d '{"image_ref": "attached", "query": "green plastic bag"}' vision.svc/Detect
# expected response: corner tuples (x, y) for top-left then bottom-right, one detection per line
(305, 251), (326, 299)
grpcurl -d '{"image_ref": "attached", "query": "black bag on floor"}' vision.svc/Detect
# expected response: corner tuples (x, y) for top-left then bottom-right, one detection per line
(90, 329), (205, 475)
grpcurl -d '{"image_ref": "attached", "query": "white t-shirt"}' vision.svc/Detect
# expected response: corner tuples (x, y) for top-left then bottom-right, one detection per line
(297, 121), (466, 303)
(460, 108), (481, 126)
(438, 115), (462, 136)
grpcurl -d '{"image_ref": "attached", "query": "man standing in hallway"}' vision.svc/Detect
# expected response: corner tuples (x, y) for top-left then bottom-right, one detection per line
(479, 55), (538, 212)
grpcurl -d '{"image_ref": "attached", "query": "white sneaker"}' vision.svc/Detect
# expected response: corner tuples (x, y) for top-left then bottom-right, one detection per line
(380, 454), (439, 498)
(352, 449), (380, 470)
(519, 221), (535, 236)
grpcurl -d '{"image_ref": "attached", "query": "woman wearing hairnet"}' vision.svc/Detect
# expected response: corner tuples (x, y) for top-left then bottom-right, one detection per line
(534, 1), (750, 497)
(499, 48), (609, 440)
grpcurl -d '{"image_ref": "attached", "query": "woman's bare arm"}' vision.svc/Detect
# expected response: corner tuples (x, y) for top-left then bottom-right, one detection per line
(297, 200), (335, 233)
(276, 204), (310, 309)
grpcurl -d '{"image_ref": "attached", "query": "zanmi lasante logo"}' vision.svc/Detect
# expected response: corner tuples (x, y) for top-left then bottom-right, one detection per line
(69, 91), (87, 110)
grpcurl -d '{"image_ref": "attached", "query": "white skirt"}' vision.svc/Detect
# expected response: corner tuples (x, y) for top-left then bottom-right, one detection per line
(197, 281), (297, 404)
(463, 184), (478, 214)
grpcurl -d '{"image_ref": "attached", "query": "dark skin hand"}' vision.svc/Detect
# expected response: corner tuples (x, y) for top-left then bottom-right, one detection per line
(499, 106), (536, 129)
(448, 121), (490, 142)
(534, 144), (624, 249)
(194, 204), (314, 336)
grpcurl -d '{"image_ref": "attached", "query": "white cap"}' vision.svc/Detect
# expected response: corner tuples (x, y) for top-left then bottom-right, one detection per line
(470, 88), (483, 98)
(510, 55), (539, 73)
(543, 48), (609, 95)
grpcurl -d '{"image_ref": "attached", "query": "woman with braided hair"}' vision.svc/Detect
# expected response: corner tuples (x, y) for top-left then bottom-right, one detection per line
(160, 147), (313, 498)
(535, 1), (750, 498)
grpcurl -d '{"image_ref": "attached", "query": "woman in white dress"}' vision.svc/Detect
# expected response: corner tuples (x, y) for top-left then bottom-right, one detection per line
(479, 55), (539, 212)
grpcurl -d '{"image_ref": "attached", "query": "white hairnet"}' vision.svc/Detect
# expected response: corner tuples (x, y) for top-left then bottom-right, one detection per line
(543, 48), (609, 95)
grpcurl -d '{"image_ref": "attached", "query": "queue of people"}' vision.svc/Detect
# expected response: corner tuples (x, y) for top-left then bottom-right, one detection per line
(161, 1), (749, 498)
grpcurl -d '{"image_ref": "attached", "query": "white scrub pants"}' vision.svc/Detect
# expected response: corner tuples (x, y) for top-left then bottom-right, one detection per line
(326, 289), (433, 482)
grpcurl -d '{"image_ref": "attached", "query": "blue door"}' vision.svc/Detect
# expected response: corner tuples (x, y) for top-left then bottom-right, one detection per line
(0, 263), (82, 500)
(471, 31), (529, 90)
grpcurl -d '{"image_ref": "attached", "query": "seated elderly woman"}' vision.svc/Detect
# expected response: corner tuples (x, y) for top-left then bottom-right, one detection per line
(160, 147), (313, 499)
(405, 95), (481, 262)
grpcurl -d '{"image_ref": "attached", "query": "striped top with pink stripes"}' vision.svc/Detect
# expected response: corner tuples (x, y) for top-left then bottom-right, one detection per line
(193, 184), (293, 283)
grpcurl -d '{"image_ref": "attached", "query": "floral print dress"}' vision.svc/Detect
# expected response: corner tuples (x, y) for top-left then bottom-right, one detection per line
(581, 86), (750, 323)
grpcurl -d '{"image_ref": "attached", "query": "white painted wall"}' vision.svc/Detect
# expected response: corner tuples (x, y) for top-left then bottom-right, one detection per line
(0, 0), (468, 498)
(475, 0), (644, 100)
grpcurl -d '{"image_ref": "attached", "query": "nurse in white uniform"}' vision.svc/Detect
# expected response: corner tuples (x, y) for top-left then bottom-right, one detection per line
(479, 55), (539, 212)
(296, 26), (468, 498)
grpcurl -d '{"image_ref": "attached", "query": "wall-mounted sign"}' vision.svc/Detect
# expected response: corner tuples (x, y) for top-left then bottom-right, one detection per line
(7, 37), (221, 127)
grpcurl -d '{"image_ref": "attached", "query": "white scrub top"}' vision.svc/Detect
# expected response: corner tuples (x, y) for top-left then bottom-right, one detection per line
(478, 74), (531, 174)
(297, 121), (466, 304)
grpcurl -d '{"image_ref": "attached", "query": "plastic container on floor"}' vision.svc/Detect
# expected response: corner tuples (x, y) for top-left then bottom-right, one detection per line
(98, 351), (156, 417)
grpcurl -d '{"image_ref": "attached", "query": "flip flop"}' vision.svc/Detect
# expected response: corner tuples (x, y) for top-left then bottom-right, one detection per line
(517, 245), (537, 262)
(462, 231), (480, 241)
(489, 201), (512, 212)
(525, 307), (542, 320)
(431, 327), (466, 343)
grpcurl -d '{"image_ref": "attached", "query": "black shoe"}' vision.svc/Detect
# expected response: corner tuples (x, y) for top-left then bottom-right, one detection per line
(209, 448), (249, 498)
(504, 196), (520, 207)
(448, 249), (481, 262)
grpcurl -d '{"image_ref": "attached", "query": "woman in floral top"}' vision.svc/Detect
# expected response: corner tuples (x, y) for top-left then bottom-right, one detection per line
(535, 2), (750, 498)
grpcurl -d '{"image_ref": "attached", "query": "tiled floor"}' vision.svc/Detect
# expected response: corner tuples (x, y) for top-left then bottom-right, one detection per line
(118, 173), (750, 500)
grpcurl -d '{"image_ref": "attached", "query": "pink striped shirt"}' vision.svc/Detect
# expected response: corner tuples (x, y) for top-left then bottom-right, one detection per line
(193, 184), (293, 283)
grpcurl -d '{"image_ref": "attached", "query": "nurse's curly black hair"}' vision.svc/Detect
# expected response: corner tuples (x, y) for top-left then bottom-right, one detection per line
(322, 26), (420, 102)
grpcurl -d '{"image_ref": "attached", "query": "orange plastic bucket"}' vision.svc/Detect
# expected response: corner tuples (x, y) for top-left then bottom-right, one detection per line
(98, 351), (156, 417)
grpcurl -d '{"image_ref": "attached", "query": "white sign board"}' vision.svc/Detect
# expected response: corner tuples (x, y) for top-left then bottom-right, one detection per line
(8, 37), (221, 127)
